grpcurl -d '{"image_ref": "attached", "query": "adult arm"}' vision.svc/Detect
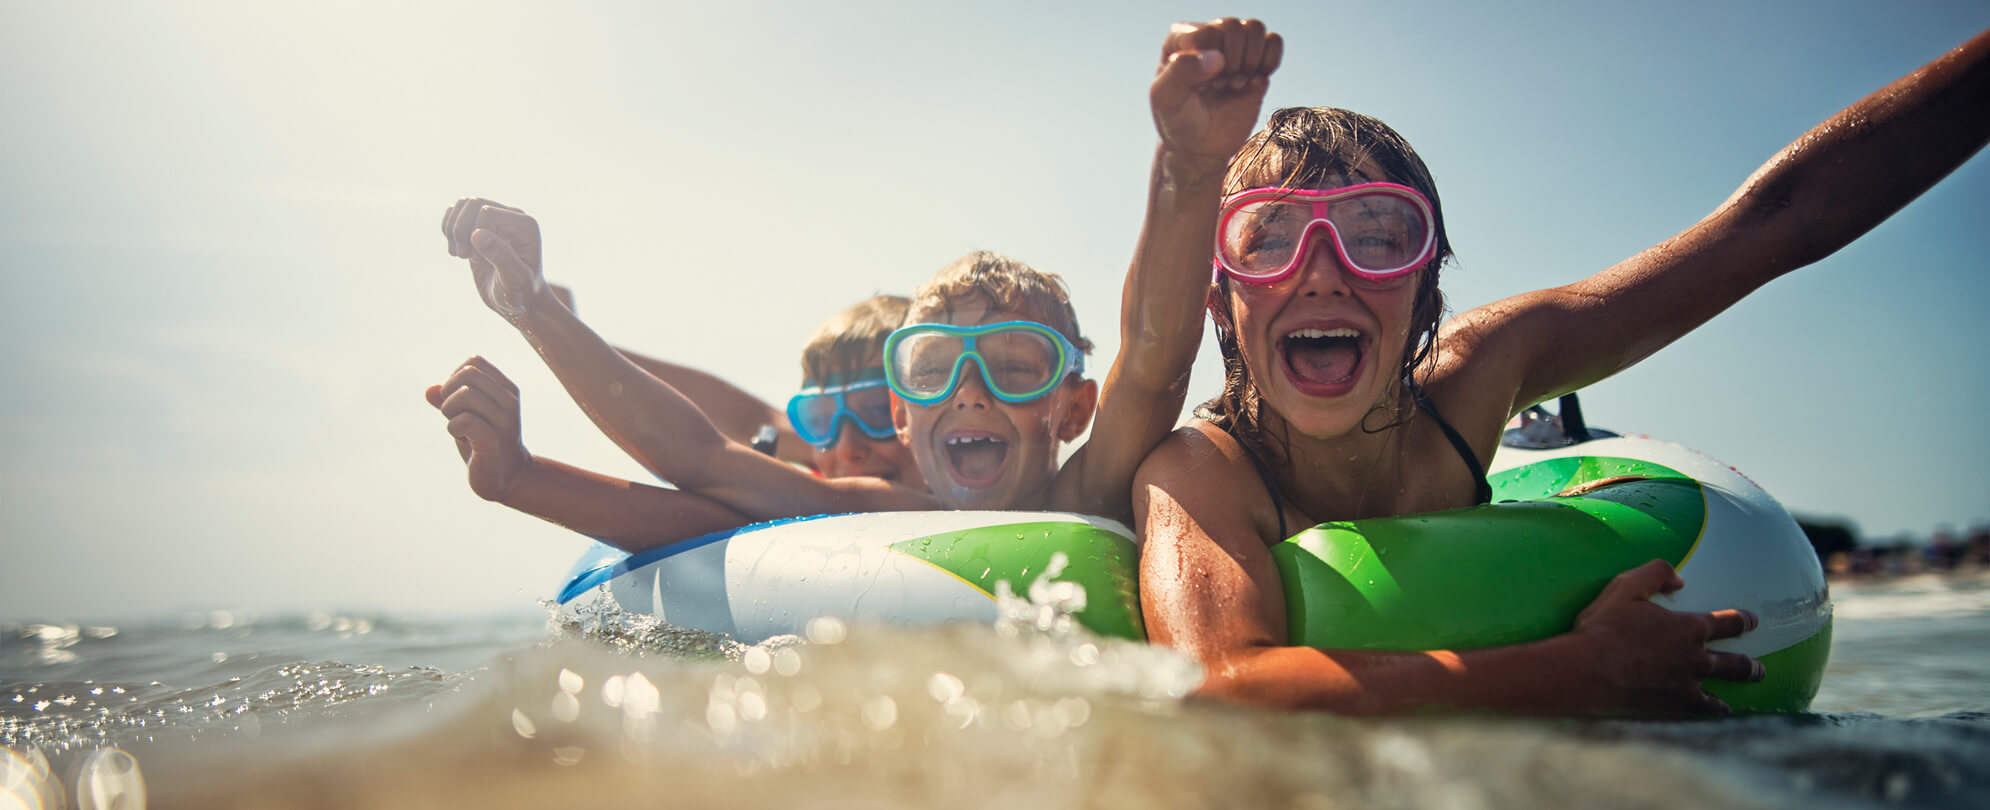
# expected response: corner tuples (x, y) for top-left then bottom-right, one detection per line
(1134, 425), (1762, 715)
(1056, 19), (1283, 520)
(438, 199), (933, 519)
(427, 357), (750, 553)
(1451, 27), (1990, 414)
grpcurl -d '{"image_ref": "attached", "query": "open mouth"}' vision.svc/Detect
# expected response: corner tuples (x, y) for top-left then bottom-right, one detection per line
(1279, 327), (1366, 393)
(942, 433), (1009, 488)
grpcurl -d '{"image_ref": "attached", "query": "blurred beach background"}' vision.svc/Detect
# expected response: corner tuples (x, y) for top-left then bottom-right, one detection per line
(1, 0), (1984, 619)
(4, 2), (1989, 807)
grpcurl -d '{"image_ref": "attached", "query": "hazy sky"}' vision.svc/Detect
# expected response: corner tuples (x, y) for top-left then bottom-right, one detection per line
(3, 1), (1985, 619)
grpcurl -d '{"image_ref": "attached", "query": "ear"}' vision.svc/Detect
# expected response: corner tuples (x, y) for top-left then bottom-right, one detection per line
(1054, 379), (1099, 442)
(891, 391), (914, 443)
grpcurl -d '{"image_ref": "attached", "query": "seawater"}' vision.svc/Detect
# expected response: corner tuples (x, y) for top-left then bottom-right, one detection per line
(5, 575), (1988, 810)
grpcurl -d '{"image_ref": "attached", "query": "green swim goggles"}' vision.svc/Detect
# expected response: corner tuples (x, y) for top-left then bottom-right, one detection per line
(883, 320), (1086, 406)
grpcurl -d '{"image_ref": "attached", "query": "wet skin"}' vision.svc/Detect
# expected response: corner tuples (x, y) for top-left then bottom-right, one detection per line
(890, 299), (1091, 511)
(1220, 171), (1423, 442)
(811, 421), (925, 489)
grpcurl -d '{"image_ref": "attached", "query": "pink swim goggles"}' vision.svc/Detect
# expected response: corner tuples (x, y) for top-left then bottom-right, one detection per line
(1213, 183), (1437, 285)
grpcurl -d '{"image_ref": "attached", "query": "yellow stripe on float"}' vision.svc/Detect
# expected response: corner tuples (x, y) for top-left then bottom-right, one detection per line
(1674, 481), (1711, 571)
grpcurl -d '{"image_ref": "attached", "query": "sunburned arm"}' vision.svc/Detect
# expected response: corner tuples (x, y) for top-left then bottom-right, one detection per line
(1055, 19), (1283, 520)
(438, 200), (935, 519)
(1134, 425), (1762, 715)
(617, 349), (814, 469)
(1454, 27), (1990, 413)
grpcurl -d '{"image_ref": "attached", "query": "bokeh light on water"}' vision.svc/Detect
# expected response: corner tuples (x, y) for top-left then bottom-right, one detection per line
(2, 574), (1987, 808)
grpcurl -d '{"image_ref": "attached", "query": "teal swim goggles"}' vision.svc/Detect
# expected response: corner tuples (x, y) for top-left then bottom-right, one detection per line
(883, 320), (1085, 406)
(786, 368), (898, 450)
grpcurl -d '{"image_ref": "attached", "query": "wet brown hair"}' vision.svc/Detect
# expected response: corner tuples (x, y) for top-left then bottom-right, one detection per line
(800, 295), (911, 386)
(1200, 107), (1454, 458)
(907, 251), (1094, 357)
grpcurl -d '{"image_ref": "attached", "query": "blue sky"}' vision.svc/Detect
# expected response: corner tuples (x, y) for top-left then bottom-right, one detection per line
(2, 1), (1985, 618)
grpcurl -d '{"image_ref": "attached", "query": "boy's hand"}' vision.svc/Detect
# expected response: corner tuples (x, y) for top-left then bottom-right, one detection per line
(1564, 559), (1763, 715)
(440, 198), (552, 324)
(426, 356), (532, 502)
(1152, 18), (1283, 165)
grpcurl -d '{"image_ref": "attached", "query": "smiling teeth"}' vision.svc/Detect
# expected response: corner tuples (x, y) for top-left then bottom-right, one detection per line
(946, 436), (1004, 446)
(1287, 328), (1360, 340)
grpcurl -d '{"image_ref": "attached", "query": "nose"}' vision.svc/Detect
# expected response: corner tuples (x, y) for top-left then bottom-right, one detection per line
(950, 361), (995, 410)
(1294, 222), (1353, 298)
(832, 422), (874, 463)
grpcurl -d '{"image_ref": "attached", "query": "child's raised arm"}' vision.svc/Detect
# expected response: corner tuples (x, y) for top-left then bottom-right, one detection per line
(545, 284), (813, 468)
(1054, 19), (1282, 520)
(1454, 27), (1990, 416)
(615, 349), (814, 469)
(438, 200), (934, 519)
(426, 356), (752, 552)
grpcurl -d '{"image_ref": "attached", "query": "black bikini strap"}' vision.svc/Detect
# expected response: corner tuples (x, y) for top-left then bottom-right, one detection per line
(1412, 387), (1493, 506)
(1240, 442), (1290, 540)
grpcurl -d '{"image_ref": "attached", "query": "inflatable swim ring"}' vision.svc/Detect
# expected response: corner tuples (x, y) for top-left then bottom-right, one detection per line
(557, 434), (1828, 712)
(1272, 433), (1831, 713)
(557, 511), (1145, 643)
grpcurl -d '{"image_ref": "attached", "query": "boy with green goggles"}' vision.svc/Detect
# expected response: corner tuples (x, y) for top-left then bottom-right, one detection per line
(883, 320), (1086, 406)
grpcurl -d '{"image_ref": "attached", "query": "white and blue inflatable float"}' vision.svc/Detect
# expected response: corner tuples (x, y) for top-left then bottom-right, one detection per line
(558, 425), (1830, 712)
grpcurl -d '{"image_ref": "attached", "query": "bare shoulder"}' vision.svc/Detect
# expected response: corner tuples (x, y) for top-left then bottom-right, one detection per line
(1133, 420), (1275, 548)
(1134, 420), (1292, 652)
(1135, 421), (1255, 490)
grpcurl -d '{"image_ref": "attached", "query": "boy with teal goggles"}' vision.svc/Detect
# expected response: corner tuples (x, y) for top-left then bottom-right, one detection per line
(884, 320), (1086, 406)
(786, 368), (898, 449)
(439, 22), (1269, 526)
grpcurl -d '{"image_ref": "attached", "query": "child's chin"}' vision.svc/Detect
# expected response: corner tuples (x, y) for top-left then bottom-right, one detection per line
(940, 481), (1015, 511)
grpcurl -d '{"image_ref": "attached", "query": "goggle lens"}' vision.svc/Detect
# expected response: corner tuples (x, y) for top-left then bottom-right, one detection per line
(885, 321), (1081, 405)
(787, 377), (897, 449)
(1216, 184), (1434, 284)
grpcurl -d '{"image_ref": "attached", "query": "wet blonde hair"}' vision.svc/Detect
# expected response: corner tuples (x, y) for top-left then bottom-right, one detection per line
(800, 295), (910, 386)
(907, 251), (1094, 357)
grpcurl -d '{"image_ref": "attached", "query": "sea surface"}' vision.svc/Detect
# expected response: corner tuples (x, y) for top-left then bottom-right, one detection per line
(4, 573), (1988, 810)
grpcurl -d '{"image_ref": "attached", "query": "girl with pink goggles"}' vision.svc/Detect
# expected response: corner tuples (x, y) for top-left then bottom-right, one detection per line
(1213, 182), (1437, 285)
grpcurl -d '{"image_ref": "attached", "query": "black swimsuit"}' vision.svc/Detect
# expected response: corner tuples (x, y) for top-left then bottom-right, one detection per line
(1240, 387), (1492, 539)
